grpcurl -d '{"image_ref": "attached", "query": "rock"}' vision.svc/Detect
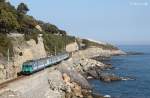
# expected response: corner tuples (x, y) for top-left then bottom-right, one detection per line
(72, 58), (106, 73)
(72, 47), (126, 59)
(58, 62), (91, 89)
(102, 64), (112, 69)
(63, 73), (71, 83)
(92, 56), (111, 61)
(35, 25), (42, 31)
(81, 89), (93, 98)
(98, 73), (121, 82)
(126, 51), (144, 55)
(72, 83), (83, 97)
(46, 89), (65, 98)
(92, 93), (105, 98)
(0, 64), (4, 69)
(0, 90), (24, 98)
(87, 76), (93, 79)
(66, 42), (79, 53)
(47, 70), (70, 98)
(6, 33), (47, 80)
(87, 69), (98, 79)
(87, 96), (93, 98)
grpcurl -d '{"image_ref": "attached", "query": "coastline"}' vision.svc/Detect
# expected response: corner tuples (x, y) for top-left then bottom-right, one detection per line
(51, 47), (126, 98)
(0, 47), (125, 98)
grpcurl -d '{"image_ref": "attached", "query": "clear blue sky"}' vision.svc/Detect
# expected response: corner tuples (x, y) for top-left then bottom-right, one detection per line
(10, 0), (150, 45)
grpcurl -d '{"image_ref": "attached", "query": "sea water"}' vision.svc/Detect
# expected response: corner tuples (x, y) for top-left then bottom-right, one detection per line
(89, 45), (150, 98)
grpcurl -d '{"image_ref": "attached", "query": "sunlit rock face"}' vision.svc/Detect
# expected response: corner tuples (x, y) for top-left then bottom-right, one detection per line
(66, 42), (79, 53)
(0, 33), (47, 83)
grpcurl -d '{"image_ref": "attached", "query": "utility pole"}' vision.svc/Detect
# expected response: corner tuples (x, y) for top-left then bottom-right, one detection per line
(64, 35), (66, 52)
(7, 48), (10, 65)
(54, 46), (56, 56)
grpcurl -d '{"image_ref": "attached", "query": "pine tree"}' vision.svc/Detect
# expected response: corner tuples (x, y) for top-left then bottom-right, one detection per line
(17, 3), (29, 14)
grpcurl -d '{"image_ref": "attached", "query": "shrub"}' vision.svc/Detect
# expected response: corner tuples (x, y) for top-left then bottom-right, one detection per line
(82, 39), (118, 50)
(0, 33), (13, 57)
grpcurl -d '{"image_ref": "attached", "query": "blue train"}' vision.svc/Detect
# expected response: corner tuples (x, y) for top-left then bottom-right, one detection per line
(21, 52), (69, 74)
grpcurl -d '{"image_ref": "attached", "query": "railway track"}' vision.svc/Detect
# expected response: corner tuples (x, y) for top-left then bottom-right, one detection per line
(0, 75), (26, 89)
(0, 68), (50, 90)
(0, 59), (63, 90)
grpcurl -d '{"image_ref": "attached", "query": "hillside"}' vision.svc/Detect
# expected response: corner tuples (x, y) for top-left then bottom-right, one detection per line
(0, 0), (76, 57)
(0, 1), (126, 96)
(0, 0), (119, 58)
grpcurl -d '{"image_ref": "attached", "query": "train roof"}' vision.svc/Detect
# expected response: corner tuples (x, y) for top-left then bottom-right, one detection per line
(23, 52), (68, 65)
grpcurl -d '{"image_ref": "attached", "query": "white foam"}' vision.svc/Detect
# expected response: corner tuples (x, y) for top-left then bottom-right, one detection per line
(104, 95), (111, 98)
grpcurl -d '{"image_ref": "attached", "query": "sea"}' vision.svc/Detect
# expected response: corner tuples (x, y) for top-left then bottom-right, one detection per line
(89, 45), (150, 98)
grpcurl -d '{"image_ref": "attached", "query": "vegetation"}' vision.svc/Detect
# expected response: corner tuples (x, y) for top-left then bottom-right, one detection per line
(0, 1), (19, 33)
(82, 39), (118, 50)
(17, 3), (29, 14)
(0, 34), (13, 57)
(43, 33), (75, 55)
(0, 1), (75, 56)
(0, 1), (118, 57)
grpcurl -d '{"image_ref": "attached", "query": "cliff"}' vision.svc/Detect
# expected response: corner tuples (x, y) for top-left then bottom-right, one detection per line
(12, 33), (47, 71)
(72, 46), (125, 59)
(0, 33), (47, 83)
(0, 1), (127, 97)
(65, 42), (79, 53)
(0, 33), (125, 98)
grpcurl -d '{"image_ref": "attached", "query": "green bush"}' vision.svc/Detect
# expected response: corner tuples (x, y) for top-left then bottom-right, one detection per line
(0, 34), (13, 57)
(43, 33), (75, 55)
(0, 9), (19, 33)
(82, 39), (118, 50)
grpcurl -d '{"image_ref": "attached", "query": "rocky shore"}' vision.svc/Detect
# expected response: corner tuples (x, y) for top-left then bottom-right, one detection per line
(44, 47), (125, 98)
(0, 47), (126, 98)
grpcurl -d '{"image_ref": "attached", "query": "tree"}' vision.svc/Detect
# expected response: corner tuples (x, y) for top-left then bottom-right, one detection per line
(17, 3), (29, 14)
(0, 0), (5, 2)
(0, 9), (19, 33)
(41, 23), (59, 34)
(59, 30), (67, 36)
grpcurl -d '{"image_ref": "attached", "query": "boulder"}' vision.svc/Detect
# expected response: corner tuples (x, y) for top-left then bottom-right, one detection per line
(63, 73), (71, 83)
(98, 73), (121, 82)
(58, 62), (91, 89)
(71, 83), (83, 97)
(87, 69), (98, 79)
(47, 70), (70, 98)
(92, 93), (105, 98)
(45, 89), (65, 98)
(35, 25), (42, 31)
(126, 51), (144, 55)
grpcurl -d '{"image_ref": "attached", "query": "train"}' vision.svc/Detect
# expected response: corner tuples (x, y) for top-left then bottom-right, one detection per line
(21, 52), (69, 74)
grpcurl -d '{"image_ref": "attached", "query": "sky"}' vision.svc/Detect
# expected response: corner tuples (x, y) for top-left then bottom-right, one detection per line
(9, 0), (150, 45)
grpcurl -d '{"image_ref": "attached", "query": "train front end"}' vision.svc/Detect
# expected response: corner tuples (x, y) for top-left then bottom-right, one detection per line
(22, 63), (33, 75)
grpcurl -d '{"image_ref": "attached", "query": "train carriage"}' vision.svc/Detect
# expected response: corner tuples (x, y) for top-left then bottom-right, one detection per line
(22, 52), (69, 74)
